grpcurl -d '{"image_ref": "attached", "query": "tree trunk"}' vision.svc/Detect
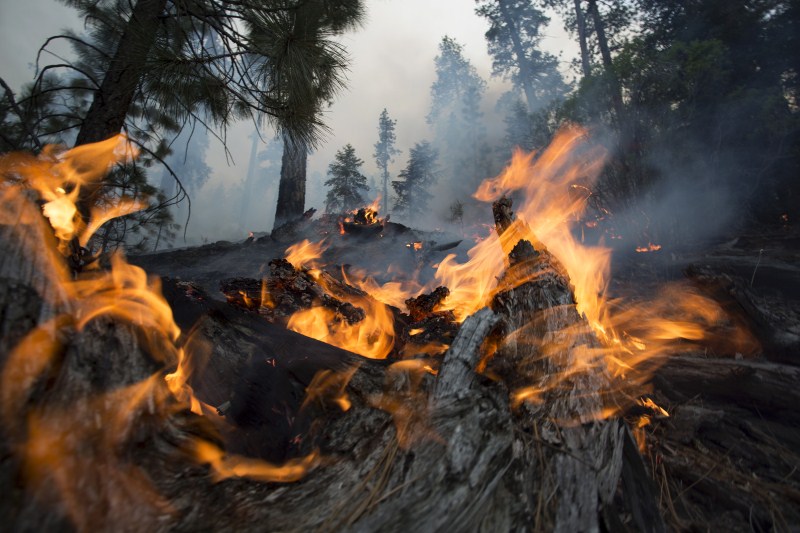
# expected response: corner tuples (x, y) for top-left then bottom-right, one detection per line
(573, 0), (592, 78)
(274, 132), (308, 228)
(382, 168), (389, 216)
(498, 0), (539, 113)
(586, 0), (625, 127)
(74, 0), (167, 222)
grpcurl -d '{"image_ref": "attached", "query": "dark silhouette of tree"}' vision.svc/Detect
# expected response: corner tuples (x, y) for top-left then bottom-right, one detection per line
(325, 144), (369, 213)
(24, 0), (364, 229)
(272, 1), (365, 226)
(373, 108), (400, 216)
(392, 141), (439, 217)
(475, 0), (567, 112)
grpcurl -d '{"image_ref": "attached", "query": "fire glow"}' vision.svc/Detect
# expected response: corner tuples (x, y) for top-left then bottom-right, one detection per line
(280, 125), (750, 432)
(0, 136), (322, 524)
(1, 126), (754, 530)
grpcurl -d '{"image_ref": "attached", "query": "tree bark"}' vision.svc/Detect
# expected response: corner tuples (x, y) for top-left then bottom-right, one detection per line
(274, 132), (308, 228)
(573, 0), (592, 78)
(586, 0), (625, 127)
(498, 0), (539, 113)
(73, 0), (167, 222)
(485, 198), (662, 532)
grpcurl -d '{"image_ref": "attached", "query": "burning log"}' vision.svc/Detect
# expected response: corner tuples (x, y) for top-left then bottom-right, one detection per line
(484, 196), (663, 532)
(5, 134), (798, 532)
(220, 258), (366, 325)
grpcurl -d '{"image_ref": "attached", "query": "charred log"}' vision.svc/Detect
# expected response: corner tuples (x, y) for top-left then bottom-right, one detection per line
(269, 207), (317, 244)
(486, 195), (663, 532)
(219, 258), (365, 325)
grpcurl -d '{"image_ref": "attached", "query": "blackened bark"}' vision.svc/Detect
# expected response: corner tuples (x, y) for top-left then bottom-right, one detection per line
(487, 196), (663, 532)
(274, 132), (308, 228)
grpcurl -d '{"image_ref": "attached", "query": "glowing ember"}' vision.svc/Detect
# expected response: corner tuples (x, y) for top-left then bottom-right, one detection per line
(635, 243), (662, 253)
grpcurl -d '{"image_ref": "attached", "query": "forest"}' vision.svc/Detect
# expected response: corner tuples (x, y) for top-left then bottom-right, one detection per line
(1, 0), (799, 531)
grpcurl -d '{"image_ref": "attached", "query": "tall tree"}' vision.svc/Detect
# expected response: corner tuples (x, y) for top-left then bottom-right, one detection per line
(373, 108), (400, 216)
(572, 0), (592, 78)
(475, 0), (567, 112)
(392, 141), (439, 218)
(427, 36), (490, 195)
(272, 1), (366, 226)
(585, 0), (625, 126)
(324, 144), (368, 213)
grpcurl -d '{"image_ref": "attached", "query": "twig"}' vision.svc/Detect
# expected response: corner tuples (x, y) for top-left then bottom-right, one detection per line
(750, 248), (764, 287)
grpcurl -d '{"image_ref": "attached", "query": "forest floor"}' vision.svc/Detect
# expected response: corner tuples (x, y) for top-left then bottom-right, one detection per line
(129, 219), (800, 531)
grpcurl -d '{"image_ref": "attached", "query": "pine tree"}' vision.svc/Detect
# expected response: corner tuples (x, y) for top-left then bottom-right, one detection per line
(32, 0), (364, 228)
(324, 144), (369, 213)
(373, 108), (400, 216)
(392, 141), (439, 218)
(427, 36), (490, 195)
(475, 0), (568, 112)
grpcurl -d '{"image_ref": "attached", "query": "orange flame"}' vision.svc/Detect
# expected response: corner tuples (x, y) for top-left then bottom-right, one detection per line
(0, 138), (334, 530)
(287, 293), (395, 359)
(285, 239), (329, 269)
(635, 243), (662, 253)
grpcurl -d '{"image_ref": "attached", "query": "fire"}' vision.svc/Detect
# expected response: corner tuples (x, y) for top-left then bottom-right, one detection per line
(0, 137), (327, 529)
(635, 243), (662, 253)
(285, 238), (329, 269)
(194, 441), (319, 483)
(420, 125), (750, 426)
(287, 292), (395, 359)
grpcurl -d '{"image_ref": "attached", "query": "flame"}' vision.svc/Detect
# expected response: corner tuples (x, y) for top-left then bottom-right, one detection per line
(1, 138), (334, 529)
(301, 367), (359, 412)
(194, 441), (319, 483)
(285, 238), (329, 269)
(428, 125), (753, 420)
(635, 243), (662, 253)
(287, 291), (395, 359)
(343, 266), (423, 310)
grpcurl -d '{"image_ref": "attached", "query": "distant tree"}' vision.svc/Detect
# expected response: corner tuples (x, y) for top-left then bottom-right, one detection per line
(428, 36), (487, 125)
(497, 91), (561, 152)
(160, 126), (211, 197)
(325, 144), (369, 213)
(475, 0), (568, 111)
(392, 141), (439, 217)
(373, 108), (400, 216)
(449, 199), (465, 233)
(427, 36), (491, 194)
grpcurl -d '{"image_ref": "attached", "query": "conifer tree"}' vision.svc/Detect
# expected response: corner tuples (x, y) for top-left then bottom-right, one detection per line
(324, 144), (369, 213)
(373, 108), (400, 215)
(392, 141), (439, 218)
(475, 0), (567, 112)
(427, 36), (490, 194)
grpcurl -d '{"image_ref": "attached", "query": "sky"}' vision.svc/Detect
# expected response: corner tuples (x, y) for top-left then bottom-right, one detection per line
(0, 0), (577, 244)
